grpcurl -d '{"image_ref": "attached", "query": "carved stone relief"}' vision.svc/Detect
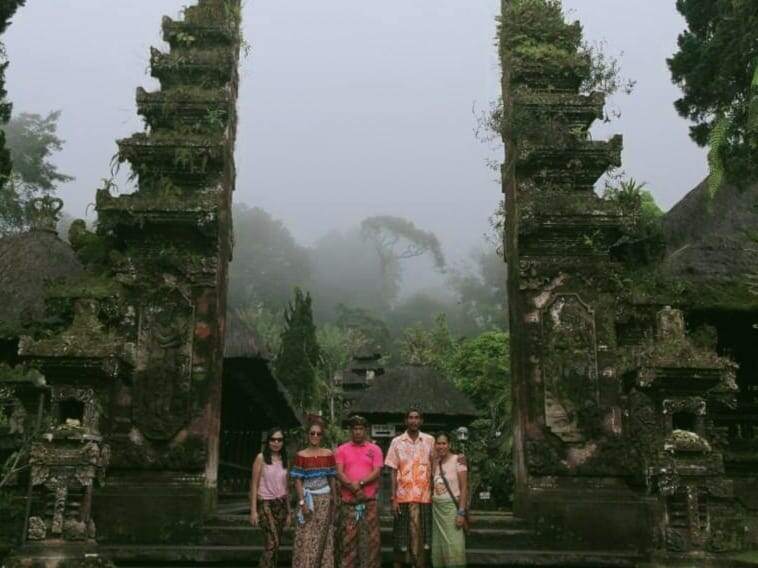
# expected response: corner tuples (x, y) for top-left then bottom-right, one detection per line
(134, 290), (195, 440)
(541, 294), (599, 442)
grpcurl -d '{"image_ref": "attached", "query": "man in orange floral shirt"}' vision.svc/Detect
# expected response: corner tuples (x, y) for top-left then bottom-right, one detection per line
(385, 407), (434, 568)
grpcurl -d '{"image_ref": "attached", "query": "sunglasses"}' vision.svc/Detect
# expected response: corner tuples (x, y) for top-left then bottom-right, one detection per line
(309, 431), (323, 437)
(269, 437), (284, 442)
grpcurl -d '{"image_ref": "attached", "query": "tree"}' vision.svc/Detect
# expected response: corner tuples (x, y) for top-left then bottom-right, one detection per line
(448, 244), (509, 332)
(228, 205), (312, 310)
(397, 313), (456, 376)
(668, 0), (758, 188)
(334, 304), (391, 355)
(450, 331), (512, 505)
(0, 111), (73, 234)
(315, 324), (367, 422)
(360, 215), (446, 303)
(0, 0), (25, 192)
(273, 288), (322, 410)
(309, 228), (391, 320)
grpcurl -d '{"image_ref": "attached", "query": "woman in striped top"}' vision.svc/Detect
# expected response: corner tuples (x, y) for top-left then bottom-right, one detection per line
(290, 418), (337, 568)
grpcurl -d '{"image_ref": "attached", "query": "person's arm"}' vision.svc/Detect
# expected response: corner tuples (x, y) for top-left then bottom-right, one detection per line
(389, 466), (399, 514)
(250, 454), (263, 526)
(336, 459), (359, 495)
(293, 454), (308, 518)
(385, 440), (400, 515)
(455, 467), (469, 529)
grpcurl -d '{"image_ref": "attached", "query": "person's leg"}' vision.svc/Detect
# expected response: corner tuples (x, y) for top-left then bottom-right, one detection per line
(408, 504), (423, 568)
(393, 502), (410, 568)
(365, 501), (382, 568)
(341, 503), (358, 568)
(258, 500), (277, 568)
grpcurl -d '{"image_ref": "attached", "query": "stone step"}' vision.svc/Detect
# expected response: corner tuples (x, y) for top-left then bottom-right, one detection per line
(200, 523), (538, 549)
(210, 510), (529, 530)
(106, 544), (642, 567)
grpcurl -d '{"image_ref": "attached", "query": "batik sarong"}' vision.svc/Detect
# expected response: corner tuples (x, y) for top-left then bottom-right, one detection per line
(393, 502), (432, 566)
(258, 497), (288, 568)
(432, 496), (466, 567)
(291, 492), (334, 568)
(340, 499), (381, 568)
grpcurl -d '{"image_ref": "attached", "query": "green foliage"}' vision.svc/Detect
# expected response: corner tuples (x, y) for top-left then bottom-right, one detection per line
(397, 314), (456, 374)
(707, 115), (730, 196)
(603, 176), (665, 256)
(0, 111), (73, 235)
(668, 0), (758, 186)
(315, 323), (367, 421)
(234, 303), (285, 355)
(450, 331), (510, 412)
(448, 243), (508, 332)
(450, 331), (512, 505)
(394, 317), (513, 506)
(334, 304), (391, 354)
(228, 205), (312, 310)
(0, 0), (25, 203)
(494, 0), (634, 147)
(2, 111), (73, 190)
(273, 288), (322, 410)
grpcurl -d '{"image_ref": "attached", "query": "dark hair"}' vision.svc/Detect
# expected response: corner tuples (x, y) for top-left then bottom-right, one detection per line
(348, 415), (368, 428)
(262, 427), (288, 467)
(307, 416), (325, 432)
(405, 406), (424, 419)
(433, 431), (452, 444)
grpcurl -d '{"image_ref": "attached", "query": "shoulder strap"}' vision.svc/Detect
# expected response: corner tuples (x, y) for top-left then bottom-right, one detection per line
(437, 459), (460, 510)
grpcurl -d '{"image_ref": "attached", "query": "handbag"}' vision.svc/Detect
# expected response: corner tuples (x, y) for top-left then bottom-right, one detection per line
(437, 459), (471, 533)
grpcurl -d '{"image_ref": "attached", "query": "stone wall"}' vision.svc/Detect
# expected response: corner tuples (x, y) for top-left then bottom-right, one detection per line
(499, 0), (748, 558)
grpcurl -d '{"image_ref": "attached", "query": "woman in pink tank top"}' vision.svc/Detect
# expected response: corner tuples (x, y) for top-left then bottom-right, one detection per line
(251, 427), (291, 568)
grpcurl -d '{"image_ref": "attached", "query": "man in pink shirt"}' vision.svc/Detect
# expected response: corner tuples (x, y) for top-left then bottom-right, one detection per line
(335, 415), (384, 568)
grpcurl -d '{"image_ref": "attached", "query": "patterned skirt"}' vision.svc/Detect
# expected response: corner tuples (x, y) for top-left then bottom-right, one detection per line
(432, 496), (466, 567)
(392, 502), (432, 565)
(340, 500), (381, 568)
(258, 497), (288, 568)
(292, 493), (334, 568)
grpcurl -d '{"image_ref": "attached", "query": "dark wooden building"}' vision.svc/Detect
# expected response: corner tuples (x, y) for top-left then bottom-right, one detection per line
(348, 364), (478, 450)
(219, 312), (302, 496)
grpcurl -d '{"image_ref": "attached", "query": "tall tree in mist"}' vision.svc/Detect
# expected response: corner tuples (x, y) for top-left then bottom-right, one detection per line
(273, 288), (322, 410)
(668, 0), (757, 188)
(0, 111), (73, 235)
(449, 244), (508, 331)
(229, 205), (312, 310)
(360, 215), (446, 303)
(309, 227), (391, 319)
(0, 0), (25, 195)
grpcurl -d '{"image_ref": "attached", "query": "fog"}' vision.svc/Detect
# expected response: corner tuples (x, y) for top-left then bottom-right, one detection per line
(4, 0), (705, 277)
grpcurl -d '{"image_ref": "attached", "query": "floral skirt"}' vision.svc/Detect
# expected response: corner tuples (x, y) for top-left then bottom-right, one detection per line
(340, 500), (381, 568)
(292, 493), (334, 568)
(258, 497), (288, 568)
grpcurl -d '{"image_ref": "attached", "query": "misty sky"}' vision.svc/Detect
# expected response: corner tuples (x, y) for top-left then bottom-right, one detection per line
(4, 1), (706, 264)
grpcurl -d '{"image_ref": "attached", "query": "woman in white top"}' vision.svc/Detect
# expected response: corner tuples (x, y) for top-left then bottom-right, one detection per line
(431, 431), (468, 567)
(250, 427), (291, 568)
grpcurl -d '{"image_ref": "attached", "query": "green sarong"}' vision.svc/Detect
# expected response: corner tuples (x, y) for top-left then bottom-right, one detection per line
(431, 496), (466, 567)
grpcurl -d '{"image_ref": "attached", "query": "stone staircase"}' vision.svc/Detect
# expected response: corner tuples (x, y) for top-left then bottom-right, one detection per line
(106, 499), (643, 566)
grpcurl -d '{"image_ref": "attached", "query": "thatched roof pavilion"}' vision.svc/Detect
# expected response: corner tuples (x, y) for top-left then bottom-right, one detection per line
(0, 228), (83, 338)
(662, 179), (758, 312)
(349, 364), (479, 430)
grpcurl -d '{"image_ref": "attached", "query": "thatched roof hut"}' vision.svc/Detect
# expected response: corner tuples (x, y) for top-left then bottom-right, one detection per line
(222, 311), (301, 429)
(662, 179), (758, 311)
(349, 364), (479, 429)
(0, 228), (83, 338)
